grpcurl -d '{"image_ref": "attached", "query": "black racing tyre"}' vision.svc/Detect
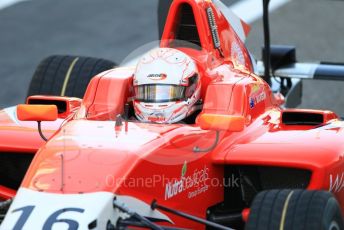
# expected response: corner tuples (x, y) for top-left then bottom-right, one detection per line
(246, 189), (344, 230)
(27, 55), (116, 98)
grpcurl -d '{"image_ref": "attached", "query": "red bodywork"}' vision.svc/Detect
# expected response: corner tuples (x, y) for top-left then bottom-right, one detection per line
(1, 0), (344, 228)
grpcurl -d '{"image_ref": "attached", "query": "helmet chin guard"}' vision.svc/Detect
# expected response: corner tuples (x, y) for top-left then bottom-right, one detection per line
(133, 48), (201, 123)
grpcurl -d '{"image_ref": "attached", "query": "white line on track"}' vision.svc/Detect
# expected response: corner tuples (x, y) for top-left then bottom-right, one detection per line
(122, 0), (291, 67)
(0, 0), (28, 11)
(231, 0), (290, 23)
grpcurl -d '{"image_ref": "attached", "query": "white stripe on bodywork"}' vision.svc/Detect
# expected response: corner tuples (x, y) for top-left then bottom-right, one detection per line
(0, 0), (29, 11)
(230, 0), (290, 24)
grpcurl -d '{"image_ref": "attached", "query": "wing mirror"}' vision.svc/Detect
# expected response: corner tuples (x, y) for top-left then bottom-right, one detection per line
(17, 104), (58, 121)
(17, 104), (58, 141)
(194, 113), (245, 153)
(198, 113), (245, 132)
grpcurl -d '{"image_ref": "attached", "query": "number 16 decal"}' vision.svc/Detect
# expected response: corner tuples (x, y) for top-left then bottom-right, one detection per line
(12, 206), (85, 230)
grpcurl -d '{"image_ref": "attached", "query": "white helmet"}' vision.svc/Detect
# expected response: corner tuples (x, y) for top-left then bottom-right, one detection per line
(133, 48), (201, 124)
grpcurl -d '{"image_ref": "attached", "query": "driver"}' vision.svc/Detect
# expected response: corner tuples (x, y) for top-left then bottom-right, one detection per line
(133, 48), (201, 124)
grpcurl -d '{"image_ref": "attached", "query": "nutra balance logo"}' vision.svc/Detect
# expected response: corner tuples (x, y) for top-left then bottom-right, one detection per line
(164, 161), (209, 200)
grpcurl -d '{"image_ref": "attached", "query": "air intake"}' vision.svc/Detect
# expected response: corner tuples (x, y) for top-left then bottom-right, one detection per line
(282, 111), (324, 125)
(174, 4), (201, 49)
(224, 165), (311, 206)
(0, 152), (34, 190)
(28, 98), (67, 114)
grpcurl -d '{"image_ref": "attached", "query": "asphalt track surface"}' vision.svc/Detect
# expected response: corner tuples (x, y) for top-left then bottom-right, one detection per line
(0, 0), (344, 114)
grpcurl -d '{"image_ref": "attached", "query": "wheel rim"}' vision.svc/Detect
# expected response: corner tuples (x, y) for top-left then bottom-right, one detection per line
(329, 221), (340, 230)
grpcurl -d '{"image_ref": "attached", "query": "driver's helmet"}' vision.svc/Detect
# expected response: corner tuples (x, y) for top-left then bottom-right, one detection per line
(133, 48), (201, 124)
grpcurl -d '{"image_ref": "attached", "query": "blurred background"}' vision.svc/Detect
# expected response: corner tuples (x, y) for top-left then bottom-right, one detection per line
(0, 0), (344, 114)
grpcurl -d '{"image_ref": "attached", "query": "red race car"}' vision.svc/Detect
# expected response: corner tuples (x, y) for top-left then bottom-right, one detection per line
(0, 0), (344, 229)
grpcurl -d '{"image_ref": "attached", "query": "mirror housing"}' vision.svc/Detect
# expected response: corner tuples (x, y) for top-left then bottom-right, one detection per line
(198, 113), (245, 132)
(17, 104), (58, 121)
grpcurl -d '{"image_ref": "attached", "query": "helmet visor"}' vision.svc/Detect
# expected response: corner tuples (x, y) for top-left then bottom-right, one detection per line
(134, 84), (186, 103)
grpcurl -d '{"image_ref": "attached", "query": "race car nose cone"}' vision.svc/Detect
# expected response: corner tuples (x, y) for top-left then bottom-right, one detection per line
(20, 119), (207, 194)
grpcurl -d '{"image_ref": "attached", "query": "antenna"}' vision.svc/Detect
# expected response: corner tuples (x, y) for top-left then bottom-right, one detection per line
(263, 0), (272, 86)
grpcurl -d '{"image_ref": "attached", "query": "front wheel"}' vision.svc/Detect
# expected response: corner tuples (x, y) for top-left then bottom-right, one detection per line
(27, 55), (116, 98)
(246, 189), (344, 230)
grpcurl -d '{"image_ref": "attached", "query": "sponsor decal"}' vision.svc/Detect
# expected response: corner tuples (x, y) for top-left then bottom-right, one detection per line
(231, 42), (245, 67)
(2, 188), (173, 229)
(164, 162), (209, 200)
(249, 84), (266, 109)
(254, 92), (266, 104)
(147, 73), (167, 81)
(249, 98), (255, 109)
(329, 173), (344, 192)
(148, 116), (166, 123)
(148, 112), (166, 123)
(181, 160), (187, 177)
(251, 84), (261, 94)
